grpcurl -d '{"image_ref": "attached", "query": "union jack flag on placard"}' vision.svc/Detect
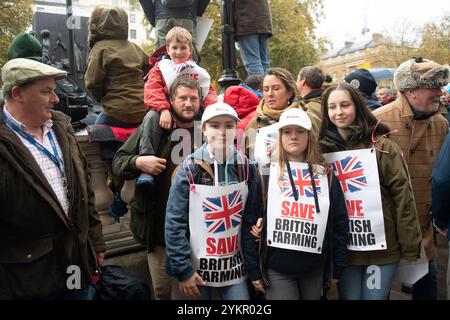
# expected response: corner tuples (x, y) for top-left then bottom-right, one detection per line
(264, 132), (276, 159)
(332, 156), (367, 193)
(203, 190), (243, 234)
(172, 62), (193, 75)
(281, 168), (321, 198)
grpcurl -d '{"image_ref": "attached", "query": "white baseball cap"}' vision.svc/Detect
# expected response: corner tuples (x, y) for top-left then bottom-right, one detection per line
(201, 102), (240, 124)
(277, 108), (312, 130)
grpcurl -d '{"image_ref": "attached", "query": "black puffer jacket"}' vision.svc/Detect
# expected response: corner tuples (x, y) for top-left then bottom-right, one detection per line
(155, 0), (197, 20)
(365, 94), (382, 110)
(140, 0), (210, 26)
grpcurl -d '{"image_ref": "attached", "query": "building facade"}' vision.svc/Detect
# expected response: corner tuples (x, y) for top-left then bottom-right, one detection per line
(33, 0), (151, 45)
(320, 33), (386, 83)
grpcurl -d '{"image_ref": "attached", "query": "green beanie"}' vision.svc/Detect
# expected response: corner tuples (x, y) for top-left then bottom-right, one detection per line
(6, 32), (44, 62)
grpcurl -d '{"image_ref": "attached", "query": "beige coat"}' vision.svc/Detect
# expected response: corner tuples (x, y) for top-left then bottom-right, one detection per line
(373, 94), (448, 260)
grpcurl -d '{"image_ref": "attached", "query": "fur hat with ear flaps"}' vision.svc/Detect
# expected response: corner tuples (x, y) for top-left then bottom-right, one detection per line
(394, 57), (449, 92)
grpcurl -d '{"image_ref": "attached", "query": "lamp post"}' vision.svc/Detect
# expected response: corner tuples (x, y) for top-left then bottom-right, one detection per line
(218, 0), (241, 91)
(66, 0), (76, 79)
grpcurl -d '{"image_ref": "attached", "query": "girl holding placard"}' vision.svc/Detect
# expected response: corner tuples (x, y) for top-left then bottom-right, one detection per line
(319, 83), (422, 300)
(242, 108), (349, 300)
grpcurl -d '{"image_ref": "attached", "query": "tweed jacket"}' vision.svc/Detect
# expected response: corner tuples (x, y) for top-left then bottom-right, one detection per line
(373, 94), (448, 260)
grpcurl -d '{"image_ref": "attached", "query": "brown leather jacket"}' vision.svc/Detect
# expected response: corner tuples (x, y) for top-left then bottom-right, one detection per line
(234, 0), (273, 37)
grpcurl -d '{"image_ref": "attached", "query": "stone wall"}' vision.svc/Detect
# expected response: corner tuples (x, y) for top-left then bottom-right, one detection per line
(76, 130), (154, 299)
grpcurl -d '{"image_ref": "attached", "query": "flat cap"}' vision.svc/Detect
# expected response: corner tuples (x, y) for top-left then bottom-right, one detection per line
(2, 58), (66, 93)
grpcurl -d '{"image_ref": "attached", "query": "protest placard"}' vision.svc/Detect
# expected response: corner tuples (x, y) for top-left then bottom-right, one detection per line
(254, 123), (278, 166)
(324, 149), (386, 251)
(266, 162), (330, 254)
(189, 182), (248, 287)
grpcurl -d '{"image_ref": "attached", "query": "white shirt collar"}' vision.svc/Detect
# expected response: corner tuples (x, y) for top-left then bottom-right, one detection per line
(4, 105), (53, 135)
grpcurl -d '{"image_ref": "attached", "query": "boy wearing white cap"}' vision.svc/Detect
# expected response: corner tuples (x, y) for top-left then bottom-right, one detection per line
(165, 102), (258, 300)
(242, 108), (349, 300)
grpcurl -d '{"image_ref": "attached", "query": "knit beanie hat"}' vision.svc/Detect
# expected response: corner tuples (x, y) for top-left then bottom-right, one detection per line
(344, 69), (377, 96)
(6, 32), (44, 62)
(394, 57), (450, 92)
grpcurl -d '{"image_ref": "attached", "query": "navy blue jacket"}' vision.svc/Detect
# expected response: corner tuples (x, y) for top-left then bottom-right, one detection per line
(366, 94), (382, 110)
(432, 131), (450, 240)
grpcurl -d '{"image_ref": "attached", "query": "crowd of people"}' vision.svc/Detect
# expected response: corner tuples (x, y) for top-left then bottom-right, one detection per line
(1, 1), (449, 301)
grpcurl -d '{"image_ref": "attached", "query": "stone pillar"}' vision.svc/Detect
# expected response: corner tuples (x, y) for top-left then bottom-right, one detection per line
(75, 130), (139, 242)
(120, 179), (136, 230)
(76, 130), (150, 292)
(76, 130), (120, 235)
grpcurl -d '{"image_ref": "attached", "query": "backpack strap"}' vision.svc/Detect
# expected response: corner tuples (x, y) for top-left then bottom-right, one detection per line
(179, 159), (215, 193)
(236, 153), (250, 183)
(188, 156), (249, 185)
(259, 169), (268, 212)
(327, 165), (334, 191)
(171, 163), (180, 181)
(193, 159), (214, 181)
(237, 163), (243, 183)
(181, 159), (196, 192)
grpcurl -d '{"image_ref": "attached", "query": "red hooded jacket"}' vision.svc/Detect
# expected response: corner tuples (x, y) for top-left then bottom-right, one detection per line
(223, 85), (260, 132)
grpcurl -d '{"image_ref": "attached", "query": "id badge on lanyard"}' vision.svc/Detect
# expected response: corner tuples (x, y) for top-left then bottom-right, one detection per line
(3, 110), (68, 191)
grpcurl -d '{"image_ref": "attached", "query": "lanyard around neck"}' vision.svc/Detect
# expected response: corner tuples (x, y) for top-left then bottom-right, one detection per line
(285, 161), (299, 201)
(3, 110), (65, 177)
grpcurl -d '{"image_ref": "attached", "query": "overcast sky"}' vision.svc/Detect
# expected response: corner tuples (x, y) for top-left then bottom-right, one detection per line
(316, 0), (449, 49)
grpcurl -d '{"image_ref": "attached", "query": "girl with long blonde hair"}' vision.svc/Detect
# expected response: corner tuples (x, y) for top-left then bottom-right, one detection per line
(242, 108), (349, 300)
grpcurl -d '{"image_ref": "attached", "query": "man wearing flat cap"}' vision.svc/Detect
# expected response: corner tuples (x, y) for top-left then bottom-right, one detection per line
(374, 57), (450, 300)
(0, 58), (105, 299)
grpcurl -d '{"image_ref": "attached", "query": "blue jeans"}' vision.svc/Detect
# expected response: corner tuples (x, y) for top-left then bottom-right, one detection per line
(237, 34), (270, 76)
(412, 257), (437, 300)
(339, 262), (399, 300)
(95, 112), (139, 128)
(198, 280), (249, 300)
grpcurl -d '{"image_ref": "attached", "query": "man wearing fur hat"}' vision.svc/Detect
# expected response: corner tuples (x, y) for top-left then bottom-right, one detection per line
(373, 57), (449, 300)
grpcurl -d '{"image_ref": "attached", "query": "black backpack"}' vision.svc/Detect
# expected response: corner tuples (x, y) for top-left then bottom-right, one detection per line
(94, 265), (151, 300)
(53, 76), (88, 123)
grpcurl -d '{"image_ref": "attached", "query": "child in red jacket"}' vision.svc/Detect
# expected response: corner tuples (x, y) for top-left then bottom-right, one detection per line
(137, 26), (217, 186)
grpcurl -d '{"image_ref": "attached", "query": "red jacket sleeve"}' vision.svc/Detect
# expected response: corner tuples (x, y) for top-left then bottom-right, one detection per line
(144, 62), (170, 112)
(202, 84), (218, 110)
